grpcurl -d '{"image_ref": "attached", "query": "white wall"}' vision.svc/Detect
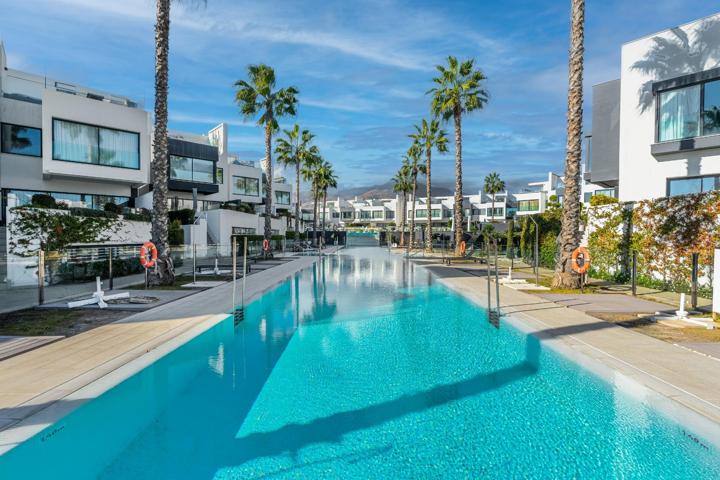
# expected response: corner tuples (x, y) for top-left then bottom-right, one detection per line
(41, 89), (151, 186)
(619, 14), (720, 202)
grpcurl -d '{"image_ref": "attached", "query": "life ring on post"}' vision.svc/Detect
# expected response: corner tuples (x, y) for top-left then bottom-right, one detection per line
(459, 240), (466, 256)
(139, 241), (158, 269)
(571, 246), (591, 274)
(262, 239), (270, 252)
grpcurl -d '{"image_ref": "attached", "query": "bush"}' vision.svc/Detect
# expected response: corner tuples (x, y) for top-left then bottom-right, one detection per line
(169, 219), (184, 246)
(30, 194), (57, 209)
(124, 210), (151, 222)
(590, 195), (619, 207)
(104, 202), (123, 214)
(539, 233), (557, 269)
(69, 207), (118, 219)
(169, 209), (195, 225)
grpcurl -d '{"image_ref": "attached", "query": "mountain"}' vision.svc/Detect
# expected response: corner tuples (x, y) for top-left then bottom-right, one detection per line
(331, 180), (454, 200)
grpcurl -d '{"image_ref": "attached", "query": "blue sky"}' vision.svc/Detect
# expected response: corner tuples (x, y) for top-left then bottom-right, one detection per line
(1, 0), (718, 192)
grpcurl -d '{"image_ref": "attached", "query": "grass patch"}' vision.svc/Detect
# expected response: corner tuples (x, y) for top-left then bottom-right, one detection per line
(591, 312), (720, 343)
(0, 308), (128, 337)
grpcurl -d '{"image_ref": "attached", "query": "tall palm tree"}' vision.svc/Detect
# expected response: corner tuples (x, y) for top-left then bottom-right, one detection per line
(553, 0), (585, 289)
(429, 56), (489, 255)
(392, 162), (412, 247)
(406, 143), (426, 251)
(301, 151), (322, 245)
(483, 172), (505, 224)
(316, 161), (338, 245)
(234, 65), (298, 248)
(410, 119), (448, 252)
(275, 125), (318, 239)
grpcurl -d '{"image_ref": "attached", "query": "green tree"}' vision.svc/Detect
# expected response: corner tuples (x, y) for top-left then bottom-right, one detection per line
(301, 150), (323, 245)
(506, 217), (515, 261)
(429, 56), (489, 255)
(483, 172), (505, 223)
(410, 119), (448, 252)
(315, 161), (338, 245)
(553, 0), (585, 289)
(150, 0), (209, 285)
(235, 64), (298, 249)
(275, 124), (318, 238)
(406, 143), (426, 250)
(392, 162), (413, 247)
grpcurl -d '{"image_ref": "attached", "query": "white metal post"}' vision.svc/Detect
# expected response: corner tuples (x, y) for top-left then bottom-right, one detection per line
(242, 237), (248, 309)
(232, 236), (237, 315)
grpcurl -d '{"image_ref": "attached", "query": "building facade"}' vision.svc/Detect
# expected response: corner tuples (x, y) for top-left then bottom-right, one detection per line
(589, 13), (720, 202)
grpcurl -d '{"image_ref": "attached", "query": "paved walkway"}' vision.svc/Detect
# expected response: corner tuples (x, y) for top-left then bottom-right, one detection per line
(0, 251), (328, 454)
(418, 259), (720, 442)
(535, 293), (675, 313)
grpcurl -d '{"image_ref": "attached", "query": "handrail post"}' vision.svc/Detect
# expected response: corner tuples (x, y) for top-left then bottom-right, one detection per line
(108, 247), (114, 291)
(242, 237), (248, 310)
(494, 237), (501, 318)
(486, 240), (492, 311)
(232, 236), (237, 318)
(691, 252), (699, 310)
(37, 250), (45, 306)
(631, 251), (637, 297)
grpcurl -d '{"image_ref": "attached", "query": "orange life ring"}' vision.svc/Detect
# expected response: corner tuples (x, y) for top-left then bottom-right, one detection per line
(262, 239), (270, 252)
(140, 241), (158, 268)
(459, 240), (466, 255)
(571, 246), (591, 274)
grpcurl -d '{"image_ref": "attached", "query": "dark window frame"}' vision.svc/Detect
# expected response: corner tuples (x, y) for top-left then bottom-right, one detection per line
(232, 175), (260, 197)
(1, 122), (43, 157)
(51, 117), (141, 170)
(666, 174), (720, 197)
(169, 154), (216, 184)
(654, 74), (720, 143)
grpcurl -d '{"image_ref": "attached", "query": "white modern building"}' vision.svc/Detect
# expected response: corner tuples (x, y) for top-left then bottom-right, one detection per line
(0, 41), (292, 263)
(588, 13), (720, 202)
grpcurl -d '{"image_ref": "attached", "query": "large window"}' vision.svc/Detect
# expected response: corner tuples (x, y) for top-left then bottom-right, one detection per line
(170, 155), (214, 184)
(275, 191), (291, 205)
(372, 210), (384, 219)
(1, 123), (42, 157)
(668, 175), (720, 197)
(342, 211), (354, 219)
(517, 199), (540, 212)
(216, 167), (224, 184)
(416, 209), (441, 218)
(657, 79), (720, 142)
(4, 189), (129, 210)
(52, 119), (139, 168)
(232, 175), (259, 196)
(703, 80), (720, 136)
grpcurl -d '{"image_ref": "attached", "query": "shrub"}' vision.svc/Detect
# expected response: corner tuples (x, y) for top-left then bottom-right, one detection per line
(539, 233), (557, 269)
(69, 207), (118, 219)
(169, 219), (184, 246)
(103, 202), (123, 214)
(169, 209), (195, 225)
(590, 194), (619, 207)
(124, 211), (151, 222)
(30, 194), (57, 209)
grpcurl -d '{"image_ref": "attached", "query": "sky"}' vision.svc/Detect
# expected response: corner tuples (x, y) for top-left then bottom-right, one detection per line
(1, 0), (719, 193)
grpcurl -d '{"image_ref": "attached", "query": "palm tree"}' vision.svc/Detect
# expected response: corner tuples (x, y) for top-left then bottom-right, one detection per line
(410, 119), (448, 252)
(429, 56), (489, 255)
(483, 172), (505, 224)
(406, 143), (426, 251)
(392, 162), (412, 247)
(315, 161), (338, 245)
(301, 151), (322, 245)
(234, 65), (298, 249)
(552, 0), (585, 289)
(275, 125), (318, 239)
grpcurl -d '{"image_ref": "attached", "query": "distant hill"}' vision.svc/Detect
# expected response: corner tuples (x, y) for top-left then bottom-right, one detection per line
(331, 180), (453, 200)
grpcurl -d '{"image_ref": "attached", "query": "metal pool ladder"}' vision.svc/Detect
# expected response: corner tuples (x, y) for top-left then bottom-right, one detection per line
(486, 238), (501, 329)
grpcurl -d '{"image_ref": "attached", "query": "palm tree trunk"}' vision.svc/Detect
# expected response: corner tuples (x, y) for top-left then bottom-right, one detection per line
(425, 147), (433, 252)
(453, 105), (464, 256)
(409, 173), (418, 251)
(322, 189), (327, 245)
(399, 191), (406, 247)
(150, 0), (174, 285)
(312, 186), (319, 246)
(263, 121), (273, 248)
(552, 0), (585, 289)
(491, 195), (495, 224)
(295, 160), (300, 238)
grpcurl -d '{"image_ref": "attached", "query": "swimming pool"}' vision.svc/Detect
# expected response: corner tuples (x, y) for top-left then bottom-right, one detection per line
(1, 248), (719, 478)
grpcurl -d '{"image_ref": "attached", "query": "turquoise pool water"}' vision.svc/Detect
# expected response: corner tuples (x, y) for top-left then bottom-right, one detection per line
(1, 248), (720, 478)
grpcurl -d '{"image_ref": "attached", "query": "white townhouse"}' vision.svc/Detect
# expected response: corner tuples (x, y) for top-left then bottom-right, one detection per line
(588, 13), (720, 201)
(0, 42), (292, 256)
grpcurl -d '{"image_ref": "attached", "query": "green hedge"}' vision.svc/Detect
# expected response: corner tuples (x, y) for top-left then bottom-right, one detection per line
(69, 207), (118, 219)
(169, 209), (195, 225)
